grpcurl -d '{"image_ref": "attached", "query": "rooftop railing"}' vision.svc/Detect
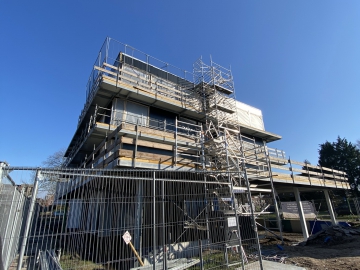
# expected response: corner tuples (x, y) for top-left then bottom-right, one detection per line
(78, 37), (195, 128)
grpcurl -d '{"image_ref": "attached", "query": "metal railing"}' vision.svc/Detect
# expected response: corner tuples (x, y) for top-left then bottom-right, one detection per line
(267, 148), (286, 160)
(78, 37), (196, 128)
(268, 157), (349, 189)
(65, 106), (203, 168)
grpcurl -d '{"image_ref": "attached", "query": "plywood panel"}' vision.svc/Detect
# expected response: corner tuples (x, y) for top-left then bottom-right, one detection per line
(122, 137), (173, 151)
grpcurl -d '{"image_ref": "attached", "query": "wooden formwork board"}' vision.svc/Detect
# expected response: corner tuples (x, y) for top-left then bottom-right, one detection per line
(102, 62), (189, 95)
(85, 122), (199, 169)
(82, 119), (350, 191)
(93, 122), (198, 146)
(116, 157), (196, 169)
(121, 137), (173, 151)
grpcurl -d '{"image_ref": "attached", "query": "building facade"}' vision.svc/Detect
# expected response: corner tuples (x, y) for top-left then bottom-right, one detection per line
(57, 37), (350, 269)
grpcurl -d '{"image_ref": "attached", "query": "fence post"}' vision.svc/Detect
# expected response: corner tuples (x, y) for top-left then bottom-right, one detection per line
(17, 170), (40, 270)
(162, 178), (167, 270)
(199, 239), (204, 270)
(0, 161), (8, 185)
(153, 171), (156, 270)
(134, 180), (143, 267)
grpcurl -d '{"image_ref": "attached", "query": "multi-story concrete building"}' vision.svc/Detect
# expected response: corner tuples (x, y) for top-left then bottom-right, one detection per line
(64, 38), (348, 191)
(0, 38), (352, 270)
(59, 37), (350, 269)
(64, 40), (281, 172)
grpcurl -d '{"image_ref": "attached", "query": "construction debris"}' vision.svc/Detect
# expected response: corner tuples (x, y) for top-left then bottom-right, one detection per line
(304, 224), (360, 246)
(130, 258), (200, 270)
(261, 249), (288, 264)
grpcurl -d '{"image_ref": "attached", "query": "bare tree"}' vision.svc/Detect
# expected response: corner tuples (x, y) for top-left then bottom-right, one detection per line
(41, 148), (66, 168)
(39, 148), (66, 195)
(23, 148), (66, 195)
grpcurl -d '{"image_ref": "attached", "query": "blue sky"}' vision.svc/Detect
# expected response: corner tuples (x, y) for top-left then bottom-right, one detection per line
(1, 1), (359, 169)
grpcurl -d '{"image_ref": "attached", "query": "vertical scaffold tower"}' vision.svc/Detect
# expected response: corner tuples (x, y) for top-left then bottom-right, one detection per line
(194, 58), (264, 268)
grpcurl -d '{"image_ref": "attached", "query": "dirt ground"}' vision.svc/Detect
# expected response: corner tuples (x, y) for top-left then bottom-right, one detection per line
(260, 226), (360, 270)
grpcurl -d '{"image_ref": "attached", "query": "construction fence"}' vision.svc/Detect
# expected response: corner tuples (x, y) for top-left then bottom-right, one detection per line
(0, 170), (30, 270)
(1, 168), (266, 270)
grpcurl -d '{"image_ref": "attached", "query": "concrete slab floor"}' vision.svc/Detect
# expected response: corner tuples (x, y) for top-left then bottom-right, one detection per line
(247, 260), (306, 270)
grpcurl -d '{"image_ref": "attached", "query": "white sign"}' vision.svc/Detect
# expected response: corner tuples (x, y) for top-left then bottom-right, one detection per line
(281, 201), (316, 219)
(122, 231), (132, 245)
(228, 217), (237, 227)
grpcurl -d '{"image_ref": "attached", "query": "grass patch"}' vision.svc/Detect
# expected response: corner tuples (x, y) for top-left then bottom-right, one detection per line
(59, 254), (108, 270)
(188, 249), (246, 270)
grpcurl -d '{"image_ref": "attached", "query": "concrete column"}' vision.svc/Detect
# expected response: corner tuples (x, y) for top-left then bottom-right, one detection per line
(324, 189), (337, 225)
(293, 187), (309, 240)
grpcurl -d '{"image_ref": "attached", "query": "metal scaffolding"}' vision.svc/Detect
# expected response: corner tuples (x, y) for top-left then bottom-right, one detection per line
(2, 38), (350, 270)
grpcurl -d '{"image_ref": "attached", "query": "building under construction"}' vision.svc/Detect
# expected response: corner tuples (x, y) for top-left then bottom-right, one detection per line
(0, 37), (352, 270)
(57, 37), (350, 269)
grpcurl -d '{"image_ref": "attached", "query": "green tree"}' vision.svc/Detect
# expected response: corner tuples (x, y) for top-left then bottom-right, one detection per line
(318, 137), (360, 192)
(301, 159), (315, 175)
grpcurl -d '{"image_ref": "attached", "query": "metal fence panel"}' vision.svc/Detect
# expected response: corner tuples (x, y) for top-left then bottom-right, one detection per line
(0, 174), (29, 270)
(1, 168), (266, 270)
